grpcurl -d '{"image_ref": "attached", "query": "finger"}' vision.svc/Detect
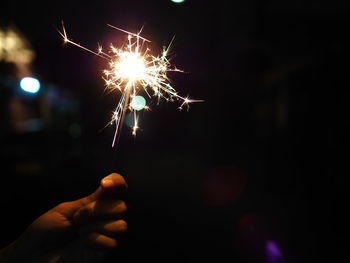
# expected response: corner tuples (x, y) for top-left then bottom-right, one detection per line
(86, 232), (118, 249)
(79, 220), (128, 238)
(53, 173), (127, 220)
(88, 173), (128, 201)
(73, 199), (127, 224)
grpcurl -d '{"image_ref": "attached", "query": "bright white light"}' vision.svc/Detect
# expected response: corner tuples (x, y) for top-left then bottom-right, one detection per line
(20, 77), (40, 93)
(171, 0), (186, 3)
(116, 52), (146, 82)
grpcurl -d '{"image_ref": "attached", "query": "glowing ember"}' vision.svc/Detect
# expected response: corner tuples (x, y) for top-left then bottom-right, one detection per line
(59, 22), (202, 147)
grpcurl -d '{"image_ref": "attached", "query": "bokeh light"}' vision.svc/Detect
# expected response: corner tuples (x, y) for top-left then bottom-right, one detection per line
(171, 0), (186, 3)
(130, 95), (146, 111)
(20, 77), (40, 94)
(125, 112), (135, 128)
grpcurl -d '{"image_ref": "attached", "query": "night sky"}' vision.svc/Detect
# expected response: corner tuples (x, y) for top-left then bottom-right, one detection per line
(1, 1), (349, 262)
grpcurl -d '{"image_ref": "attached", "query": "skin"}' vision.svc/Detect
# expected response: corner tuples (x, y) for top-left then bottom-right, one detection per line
(0, 173), (128, 263)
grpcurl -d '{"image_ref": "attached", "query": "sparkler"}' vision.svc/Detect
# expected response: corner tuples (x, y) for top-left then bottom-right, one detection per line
(58, 22), (201, 147)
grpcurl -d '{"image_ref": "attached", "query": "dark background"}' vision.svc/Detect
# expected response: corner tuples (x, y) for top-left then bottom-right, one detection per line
(1, 0), (348, 262)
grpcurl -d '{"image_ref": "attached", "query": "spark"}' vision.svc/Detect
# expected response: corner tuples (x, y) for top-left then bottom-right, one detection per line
(59, 21), (202, 147)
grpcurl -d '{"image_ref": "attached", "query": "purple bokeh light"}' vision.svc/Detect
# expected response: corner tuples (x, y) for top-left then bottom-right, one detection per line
(266, 240), (286, 263)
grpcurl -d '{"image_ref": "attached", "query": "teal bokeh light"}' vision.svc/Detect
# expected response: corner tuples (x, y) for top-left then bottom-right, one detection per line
(130, 95), (146, 111)
(171, 0), (186, 3)
(20, 77), (41, 94)
(125, 112), (134, 128)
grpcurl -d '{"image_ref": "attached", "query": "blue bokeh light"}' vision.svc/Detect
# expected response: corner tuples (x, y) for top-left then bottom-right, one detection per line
(20, 77), (41, 94)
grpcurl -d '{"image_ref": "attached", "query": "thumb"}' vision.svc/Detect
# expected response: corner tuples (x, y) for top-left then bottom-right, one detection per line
(87, 172), (128, 202)
(54, 173), (127, 219)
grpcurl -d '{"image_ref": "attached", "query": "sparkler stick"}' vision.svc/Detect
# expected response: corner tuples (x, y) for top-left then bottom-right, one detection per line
(58, 21), (202, 147)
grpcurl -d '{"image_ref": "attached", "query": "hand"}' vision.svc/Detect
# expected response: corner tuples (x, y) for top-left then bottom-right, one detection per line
(0, 173), (128, 263)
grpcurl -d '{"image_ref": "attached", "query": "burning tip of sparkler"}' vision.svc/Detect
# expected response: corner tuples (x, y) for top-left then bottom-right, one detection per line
(58, 21), (203, 147)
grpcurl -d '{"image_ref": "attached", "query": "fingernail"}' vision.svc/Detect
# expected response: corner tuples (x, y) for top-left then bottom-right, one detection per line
(102, 179), (114, 187)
